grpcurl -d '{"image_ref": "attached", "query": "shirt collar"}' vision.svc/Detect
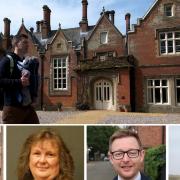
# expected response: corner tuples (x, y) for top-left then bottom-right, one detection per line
(118, 171), (141, 180)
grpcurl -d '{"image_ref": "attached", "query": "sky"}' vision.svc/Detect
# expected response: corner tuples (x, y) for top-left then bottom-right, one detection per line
(0, 0), (156, 35)
(169, 126), (180, 175)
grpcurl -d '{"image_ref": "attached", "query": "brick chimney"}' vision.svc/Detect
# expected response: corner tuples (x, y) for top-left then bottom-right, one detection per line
(125, 13), (131, 33)
(42, 5), (51, 38)
(3, 18), (11, 50)
(110, 10), (115, 24)
(36, 21), (41, 33)
(30, 27), (34, 33)
(79, 0), (88, 33)
(3, 18), (11, 38)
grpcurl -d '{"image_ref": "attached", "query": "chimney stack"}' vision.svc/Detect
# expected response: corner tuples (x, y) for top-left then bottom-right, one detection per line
(79, 0), (88, 32)
(43, 5), (51, 31)
(42, 5), (51, 38)
(125, 13), (131, 33)
(3, 18), (11, 50)
(3, 18), (11, 38)
(30, 27), (34, 33)
(36, 21), (41, 33)
(110, 10), (115, 24)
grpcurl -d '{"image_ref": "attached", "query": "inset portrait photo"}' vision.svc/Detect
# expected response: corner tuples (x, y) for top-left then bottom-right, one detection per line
(87, 125), (166, 180)
(6, 126), (84, 180)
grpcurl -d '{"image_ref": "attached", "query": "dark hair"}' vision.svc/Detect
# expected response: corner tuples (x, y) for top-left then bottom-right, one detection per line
(12, 34), (28, 48)
(109, 129), (142, 151)
(17, 129), (74, 180)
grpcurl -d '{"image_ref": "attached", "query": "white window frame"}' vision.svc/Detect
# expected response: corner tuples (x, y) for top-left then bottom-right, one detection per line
(53, 57), (68, 90)
(100, 32), (108, 44)
(147, 79), (169, 105)
(159, 31), (180, 55)
(176, 78), (180, 105)
(164, 4), (174, 17)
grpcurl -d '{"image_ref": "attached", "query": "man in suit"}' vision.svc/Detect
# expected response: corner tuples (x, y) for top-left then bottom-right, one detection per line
(108, 130), (150, 180)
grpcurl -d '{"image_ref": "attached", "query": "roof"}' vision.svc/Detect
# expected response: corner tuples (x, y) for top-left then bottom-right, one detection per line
(33, 25), (95, 50)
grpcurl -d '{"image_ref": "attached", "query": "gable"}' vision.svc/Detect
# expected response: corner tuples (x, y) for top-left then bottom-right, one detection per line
(88, 15), (124, 50)
(130, 0), (180, 33)
(50, 30), (69, 54)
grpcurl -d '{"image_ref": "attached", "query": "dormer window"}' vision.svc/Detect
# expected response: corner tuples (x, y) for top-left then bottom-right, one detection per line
(100, 32), (108, 44)
(164, 4), (174, 17)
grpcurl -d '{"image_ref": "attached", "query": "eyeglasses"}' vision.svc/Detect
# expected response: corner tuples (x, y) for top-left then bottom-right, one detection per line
(111, 149), (141, 160)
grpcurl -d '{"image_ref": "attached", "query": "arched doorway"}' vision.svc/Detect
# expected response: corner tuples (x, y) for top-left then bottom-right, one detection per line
(94, 79), (113, 110)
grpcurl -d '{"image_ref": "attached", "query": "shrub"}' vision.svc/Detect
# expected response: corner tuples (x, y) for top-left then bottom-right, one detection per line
(144, 144), (166, 180)
(76, 102), (90, 110)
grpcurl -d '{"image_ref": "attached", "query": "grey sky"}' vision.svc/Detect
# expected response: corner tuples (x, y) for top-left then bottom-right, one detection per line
(0, 0), (155, 35)
(169, 126), (180, 175)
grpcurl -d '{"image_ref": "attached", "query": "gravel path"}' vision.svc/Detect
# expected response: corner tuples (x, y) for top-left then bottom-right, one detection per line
(0, 110), (180, 124)
(100, 113), (180, 124)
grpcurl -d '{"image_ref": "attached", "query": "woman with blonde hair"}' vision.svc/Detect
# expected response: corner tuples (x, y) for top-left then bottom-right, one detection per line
(17, 129), (74, 180)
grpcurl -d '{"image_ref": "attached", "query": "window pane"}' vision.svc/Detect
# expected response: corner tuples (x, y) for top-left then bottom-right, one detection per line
(155, 80), (160, 86)
(148, 80), (153, 86)
(155, 88), (161, 103)
(104, 87), (106, 100)
(54, 59), (57, 67)
(175, 32), (180, 38)
(168, 40), (173, 53)
(107, 87), (110, 100)
(148, 88), (154, 103)
(63, 79), (66, 88)
(164, 4), (172, 16)
(167, 32), (173, 39)
(160, 41), (166, 54)
(54, 79), (57, 89)
(162, 80), (167, 86)
(96, 87), (98, 100)
(62, 59), (66, 67)
(176, 79), (180, 86)
(175, 40), (180, 52)
(162, 88), (168, 103)
(100, 32), (108, 44)
(160, 33), (165, 40)
(54, 69), (57, 78)
(58, 59), (61, 67)
(177, 88), (180, 103)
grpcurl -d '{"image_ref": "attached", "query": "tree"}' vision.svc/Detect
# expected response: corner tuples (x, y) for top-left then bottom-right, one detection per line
(87, 126), (120, 156)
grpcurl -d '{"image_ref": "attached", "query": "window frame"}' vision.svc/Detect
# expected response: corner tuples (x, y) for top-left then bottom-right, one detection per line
(159, 31), (180, 55)
(164, 3), (174, 17)
(100, 31), (108, 44)
(147, 79), (170, 105)
(176, 78), (180, 105)
(53, 56), (68, 91)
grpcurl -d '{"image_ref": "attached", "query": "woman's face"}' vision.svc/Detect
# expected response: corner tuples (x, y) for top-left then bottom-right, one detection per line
(29, 139), (60, 180)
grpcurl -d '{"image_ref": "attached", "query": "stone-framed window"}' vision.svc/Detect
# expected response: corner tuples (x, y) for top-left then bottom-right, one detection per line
(53, 57), (68, 90)
(164, 4), (174, 17)
(100, 32), (108, 44)
(176, 79), (180, 104)
(147, 79), (169, 105)
(159, 31), (180, 55)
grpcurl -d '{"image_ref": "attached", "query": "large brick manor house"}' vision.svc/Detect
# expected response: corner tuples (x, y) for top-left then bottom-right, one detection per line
(0, 0), (180, 112)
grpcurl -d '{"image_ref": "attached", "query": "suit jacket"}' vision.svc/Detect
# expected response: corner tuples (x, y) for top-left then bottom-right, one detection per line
(113, 172), (151, 180)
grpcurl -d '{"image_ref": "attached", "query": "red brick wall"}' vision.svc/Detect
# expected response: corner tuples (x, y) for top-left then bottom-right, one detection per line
(137, 126), (165, 148)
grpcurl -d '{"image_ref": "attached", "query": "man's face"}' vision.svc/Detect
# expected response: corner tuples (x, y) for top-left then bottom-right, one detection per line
(109, 137), (145, 180)
(16, 37), (29, 55)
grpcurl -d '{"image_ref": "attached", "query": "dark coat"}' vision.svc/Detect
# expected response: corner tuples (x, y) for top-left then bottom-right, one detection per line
(0, 52), (23, 106)
(113, 172), (151, 180)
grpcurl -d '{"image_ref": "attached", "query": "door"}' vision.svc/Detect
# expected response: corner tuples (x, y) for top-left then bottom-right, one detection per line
(94, 79), (112, 110)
